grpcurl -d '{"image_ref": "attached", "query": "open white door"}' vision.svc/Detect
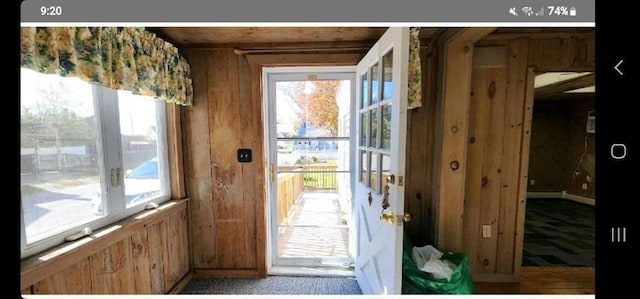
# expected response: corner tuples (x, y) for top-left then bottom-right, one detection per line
(354, 27), (409, 294)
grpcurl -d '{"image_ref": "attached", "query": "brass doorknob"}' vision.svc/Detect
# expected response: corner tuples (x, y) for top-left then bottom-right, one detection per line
(401, 213), (411, 223)
(380, 212), (395, 224)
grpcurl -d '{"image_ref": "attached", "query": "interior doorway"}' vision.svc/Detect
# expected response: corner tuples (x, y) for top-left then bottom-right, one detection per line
(263, 67), (357, 274)
(522, 71), (595, 267)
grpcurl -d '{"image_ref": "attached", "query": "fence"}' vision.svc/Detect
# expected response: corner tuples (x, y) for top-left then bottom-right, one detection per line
(278, 165), (338, 190)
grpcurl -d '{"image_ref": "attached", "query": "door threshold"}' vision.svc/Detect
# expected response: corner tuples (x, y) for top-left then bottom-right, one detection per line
(269, 265), (355, 277)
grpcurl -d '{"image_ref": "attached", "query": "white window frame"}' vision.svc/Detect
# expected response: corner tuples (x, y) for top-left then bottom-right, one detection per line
(20, 76), (170, 259)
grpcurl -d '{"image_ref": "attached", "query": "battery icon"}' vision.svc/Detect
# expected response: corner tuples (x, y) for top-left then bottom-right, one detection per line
(569, 7), (576, 16)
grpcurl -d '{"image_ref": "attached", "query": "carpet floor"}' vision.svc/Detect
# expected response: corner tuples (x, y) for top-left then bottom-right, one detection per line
(180, 275), (362, 295)
(522, 198), (594, 267)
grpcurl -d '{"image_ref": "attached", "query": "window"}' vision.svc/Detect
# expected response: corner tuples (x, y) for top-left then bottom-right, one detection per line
(20, 68), (170, 258)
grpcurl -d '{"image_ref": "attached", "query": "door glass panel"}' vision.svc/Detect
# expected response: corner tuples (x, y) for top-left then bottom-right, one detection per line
(381, 104), (392, 150)
(276, 80), (349, 138)
(370, 153), (378, 192)
(360, 112), (368, 146)
(277, 139), (350, 172)
(381, 154), (391, 192)
(370, 63), (379, 105)
(360, 150), (367, 184)
(382, 50), (394, 100)
(361, 73), (369, 109)
(370, 109), (378, 148)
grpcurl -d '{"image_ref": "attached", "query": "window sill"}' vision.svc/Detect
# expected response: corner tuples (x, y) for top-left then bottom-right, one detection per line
(21, 198), (189, 290)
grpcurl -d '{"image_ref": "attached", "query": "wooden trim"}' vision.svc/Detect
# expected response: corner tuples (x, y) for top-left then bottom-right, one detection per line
(564, 192), (596, 206)
(194, 269), (263, 278)
(484, 32), (594, 41)
(473, 272), (517, 283)
(166, 103), (187, 200)
(513, 68), (536, 281)
(246, 53), (363, 67)
(21, 199), (189, 289)
(534, 73), (594, 99)
(433, 28), (496, 252)
(526, 192), (564, 198)
(168, 271), (194, 294)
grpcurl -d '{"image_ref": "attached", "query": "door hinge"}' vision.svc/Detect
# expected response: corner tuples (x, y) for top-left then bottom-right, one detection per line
(270, 164), (275, 182)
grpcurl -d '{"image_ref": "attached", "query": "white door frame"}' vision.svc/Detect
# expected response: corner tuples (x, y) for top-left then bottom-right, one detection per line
(262, 66), (357, 272)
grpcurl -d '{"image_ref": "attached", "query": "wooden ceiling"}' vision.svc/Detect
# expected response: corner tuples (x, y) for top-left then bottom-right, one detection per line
(149, 27), (442, 48)
(534, 72), (595, 101)
(150, 27), (593, 48)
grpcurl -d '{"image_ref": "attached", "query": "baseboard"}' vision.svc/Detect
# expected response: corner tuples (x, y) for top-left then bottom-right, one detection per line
(194, 269), (265, 278)
(563, 192), (596, 206)
(527, 191), (595, 206)
(168, 271), (194, 294)
(472, 272), (517, 283)
(526, 191), (563, 198)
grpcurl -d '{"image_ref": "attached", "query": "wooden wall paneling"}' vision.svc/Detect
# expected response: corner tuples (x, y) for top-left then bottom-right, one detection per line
(476, 59), (508, 275)
(129, 230), (152, 294)
(147, 220), (166, 293)
(566, 98), (596, 197)
(182, 50), (217, 269)
(22, 287), (33, 295)
(238, 54), (259, 271)
(404, 43), (437, 247)
(571, 36), (595, 68)
(162, 209), (190, 291)
(496, 39), (529, 275)
(208, 49), (248, 269)
(433, 28), (495, 253)
(463, 62), (490, 273)
(166, 102), (186, 200)
(476, 65), (508, 274)
(526, 101), (571, 192)
(33, 258), (92, 294)
(513, 68), (536, 280)
(89, 239), (135, 294)
(528, 36), (594, 72)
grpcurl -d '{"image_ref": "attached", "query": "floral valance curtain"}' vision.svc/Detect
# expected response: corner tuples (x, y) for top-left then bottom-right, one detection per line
(20, 27), (193, 106)
(408, 27), (422, 109)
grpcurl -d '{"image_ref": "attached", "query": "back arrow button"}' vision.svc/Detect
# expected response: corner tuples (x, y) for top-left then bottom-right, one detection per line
(614, 59), (624, 76)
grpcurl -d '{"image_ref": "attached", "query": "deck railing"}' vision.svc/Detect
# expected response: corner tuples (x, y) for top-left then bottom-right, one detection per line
(276, 165), (339, 224)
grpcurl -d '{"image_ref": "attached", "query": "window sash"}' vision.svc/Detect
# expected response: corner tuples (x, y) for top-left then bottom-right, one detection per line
(20, 81), (170, 259)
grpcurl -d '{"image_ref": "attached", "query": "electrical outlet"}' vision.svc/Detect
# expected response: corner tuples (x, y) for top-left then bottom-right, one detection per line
(482, 225), (491, 238)
(530, 179), (536, 186)
(582, 183), (588, 190)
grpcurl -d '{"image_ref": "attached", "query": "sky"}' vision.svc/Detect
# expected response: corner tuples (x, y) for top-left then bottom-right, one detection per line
(21, 68), (158, 136)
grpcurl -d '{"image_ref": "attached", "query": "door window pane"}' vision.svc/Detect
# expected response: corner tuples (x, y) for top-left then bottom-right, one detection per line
(369, 153), (378, 192)
(382, 50), (394, 100)
(371, 63), (379, 105)
(361, 73), (369, 108)
(381, 104), (392, 150)
(370, 109), (378, 148)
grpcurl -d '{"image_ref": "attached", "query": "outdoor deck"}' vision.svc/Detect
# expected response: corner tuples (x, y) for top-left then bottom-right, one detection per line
(278, 191), (349, 258)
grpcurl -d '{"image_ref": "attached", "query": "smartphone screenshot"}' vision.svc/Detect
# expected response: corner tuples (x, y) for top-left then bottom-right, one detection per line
(20, 0), (625, 298)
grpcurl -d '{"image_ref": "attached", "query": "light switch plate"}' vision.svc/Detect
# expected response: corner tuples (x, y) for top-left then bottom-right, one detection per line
(482, 225), (491, 238)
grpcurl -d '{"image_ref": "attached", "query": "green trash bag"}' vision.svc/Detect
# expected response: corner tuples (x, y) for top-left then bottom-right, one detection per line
(402, 233), (474, 294)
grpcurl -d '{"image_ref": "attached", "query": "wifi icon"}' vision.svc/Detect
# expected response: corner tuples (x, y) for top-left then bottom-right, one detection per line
(521, 6), (534, 16)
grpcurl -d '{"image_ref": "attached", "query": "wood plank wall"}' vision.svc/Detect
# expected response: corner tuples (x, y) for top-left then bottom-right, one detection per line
(182, 49), (261, 276)
(404, 40), (438, 247)
(22, 201), (190, 294)
(463, 41), (531, 277)
(528, 97), (595, 197)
